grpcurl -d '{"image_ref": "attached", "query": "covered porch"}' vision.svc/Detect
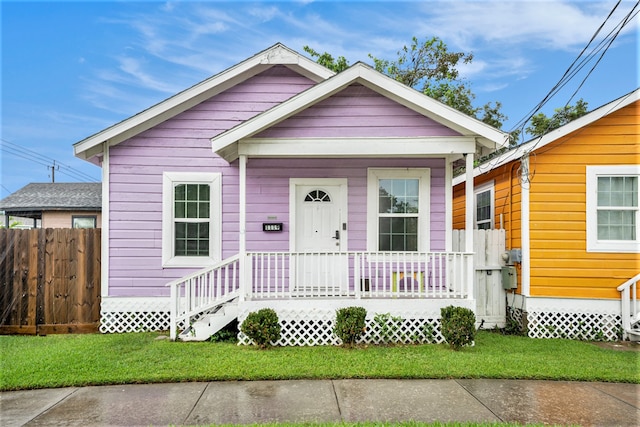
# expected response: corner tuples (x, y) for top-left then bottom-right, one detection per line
(168, 249), (474, 342)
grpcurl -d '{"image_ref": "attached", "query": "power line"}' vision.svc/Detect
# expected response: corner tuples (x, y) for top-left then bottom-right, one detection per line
(0, 138), (99, 183)
(482, 0), (639, 172)
(478, 1), (640, 176)
(508, 0), (624, 134)
(509, 0), (637, 136)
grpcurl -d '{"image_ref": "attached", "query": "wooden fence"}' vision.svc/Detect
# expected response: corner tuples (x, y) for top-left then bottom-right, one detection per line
(453, 229), (507, 328)
(0, 228), (101, 334)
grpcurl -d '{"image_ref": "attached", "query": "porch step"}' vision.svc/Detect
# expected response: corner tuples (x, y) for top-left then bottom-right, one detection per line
(179, 300), (238, 342)
(631, 312), (640, 329)
(627, 329), (640, 342)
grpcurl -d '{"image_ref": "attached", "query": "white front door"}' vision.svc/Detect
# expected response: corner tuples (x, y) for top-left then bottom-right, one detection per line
(291, 179), (347, 295)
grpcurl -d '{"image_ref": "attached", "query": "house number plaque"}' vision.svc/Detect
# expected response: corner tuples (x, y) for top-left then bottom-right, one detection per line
(262, 223), (283, 232)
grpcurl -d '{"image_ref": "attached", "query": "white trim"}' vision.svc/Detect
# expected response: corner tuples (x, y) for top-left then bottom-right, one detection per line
(242, 298), (473, 317)
(520, 296), (621, 313)
(162, 172), (222, 267)
(586, 165), (640, 253)
(366, 168), (431, 252)
(237, 137), (476, 161)
(212, 63), (508, 162)
(289, 178), (348, 252)
(453, 89), (640, 186)
(74, 43), (334, 161)
(101, 143), (110, 298)
(101, 296), (172, 312)
(473, 180), (495, 230)
(521, 156), (531, 296)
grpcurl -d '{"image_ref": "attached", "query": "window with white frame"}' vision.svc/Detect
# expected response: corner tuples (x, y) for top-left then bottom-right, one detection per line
(162, 172), (221, 267)
(367, 168), (430, 252)
(586, 165), (639, 253)
(474, 181), (494, 230)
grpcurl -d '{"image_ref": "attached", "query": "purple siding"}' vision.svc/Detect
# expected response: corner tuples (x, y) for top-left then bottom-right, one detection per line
(108, 66), (315, 297)
(107, 69), (449, 298)
(255, 84), (461, 138)
(245, 158), (446, 253)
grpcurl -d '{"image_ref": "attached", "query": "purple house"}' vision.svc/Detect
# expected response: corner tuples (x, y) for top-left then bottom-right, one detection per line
(74, 44), (508, 344)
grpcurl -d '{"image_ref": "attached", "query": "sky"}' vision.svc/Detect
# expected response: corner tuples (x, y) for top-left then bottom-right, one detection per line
(1, 0), (638, 199)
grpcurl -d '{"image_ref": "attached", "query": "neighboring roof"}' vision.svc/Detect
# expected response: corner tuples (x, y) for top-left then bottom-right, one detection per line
(211, 62), (510, 162)
(0, 183), (102, 213)
(73, 43), (335, 164)
(453, 88), (640, 186)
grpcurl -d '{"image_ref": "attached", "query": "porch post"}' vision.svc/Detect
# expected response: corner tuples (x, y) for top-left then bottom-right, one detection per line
(465, 153), (474, 251)
(239, 154), (247, 302)
(465, 152), (475, 300)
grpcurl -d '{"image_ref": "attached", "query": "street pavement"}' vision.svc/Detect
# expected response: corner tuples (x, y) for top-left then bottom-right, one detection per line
(1, 379), (638, 426)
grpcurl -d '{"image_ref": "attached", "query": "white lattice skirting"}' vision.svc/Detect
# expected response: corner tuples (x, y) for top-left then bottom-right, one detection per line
(526, 309), (622, 341)
(237, 308), (446, 346)
(100, 298), (171, 333)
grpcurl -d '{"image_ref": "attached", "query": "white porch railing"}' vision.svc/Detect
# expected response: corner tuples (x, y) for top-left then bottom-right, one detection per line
(167, 251), (473, 340)
(617, 273), (640, 340)
(246, 251), (474, 300)
(167, 254), (241, 340)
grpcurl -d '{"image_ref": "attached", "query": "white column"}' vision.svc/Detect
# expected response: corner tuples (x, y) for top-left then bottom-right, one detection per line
(465, 152), (474, 252)
(465, 153), (475, 300)
(444, 156), (453, 252)
(239, 155), (247, 302)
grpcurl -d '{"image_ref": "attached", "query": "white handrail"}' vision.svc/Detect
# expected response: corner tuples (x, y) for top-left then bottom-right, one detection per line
(616, 273), (640, 291)
(169, 254), (241, 340)
(617, 273), (640, 340)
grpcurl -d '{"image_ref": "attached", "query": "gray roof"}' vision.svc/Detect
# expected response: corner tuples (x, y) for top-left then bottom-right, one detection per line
(0, 183), (102, 213)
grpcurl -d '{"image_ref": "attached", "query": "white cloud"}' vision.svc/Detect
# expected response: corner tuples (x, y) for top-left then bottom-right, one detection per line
(248, 5), (280, 22)
(420, 1), (620, 52)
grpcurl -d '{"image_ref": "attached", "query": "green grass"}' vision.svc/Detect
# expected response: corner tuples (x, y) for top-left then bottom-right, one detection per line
(1, 331), (637, 391)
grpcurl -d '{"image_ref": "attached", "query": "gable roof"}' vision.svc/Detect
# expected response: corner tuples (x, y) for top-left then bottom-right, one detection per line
(73, 43), (335, 163)
(211, 62), (509, 162)
(0, 183), (102, 214)
(453, 88), (640, 185)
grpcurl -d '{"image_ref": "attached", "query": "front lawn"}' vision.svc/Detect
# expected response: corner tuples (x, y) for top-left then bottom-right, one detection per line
(1, 331), (637, 391)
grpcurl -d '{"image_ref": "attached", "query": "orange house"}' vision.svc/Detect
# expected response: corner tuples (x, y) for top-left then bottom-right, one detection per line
(453, 89), (639, 341)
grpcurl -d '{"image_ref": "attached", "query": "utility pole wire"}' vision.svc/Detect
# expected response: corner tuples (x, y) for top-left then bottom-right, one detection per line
(48, 160), (59, 183)
(0, 138), (99, 182)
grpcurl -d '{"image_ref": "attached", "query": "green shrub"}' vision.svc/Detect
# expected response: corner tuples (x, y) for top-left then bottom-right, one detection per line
(440, 305), (476, 350)
(240, 308), (281, 348)
(209, 320), (238, 343)
(334, 306), (367, 346)
(373, 312), (404, 344)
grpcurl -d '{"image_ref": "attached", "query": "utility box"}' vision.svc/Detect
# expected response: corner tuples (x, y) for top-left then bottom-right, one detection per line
(501, 266), (518, 289)
(503, 249), (522, 265)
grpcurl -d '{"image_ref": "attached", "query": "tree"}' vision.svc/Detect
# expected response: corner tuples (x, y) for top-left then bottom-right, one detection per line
(303, 46), (350, 73)
(305, 37), (508, 130)
(526, 99), (589, 137)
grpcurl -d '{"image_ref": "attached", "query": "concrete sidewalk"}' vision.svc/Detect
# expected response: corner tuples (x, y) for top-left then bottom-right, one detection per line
(1, 379), (638, 426)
